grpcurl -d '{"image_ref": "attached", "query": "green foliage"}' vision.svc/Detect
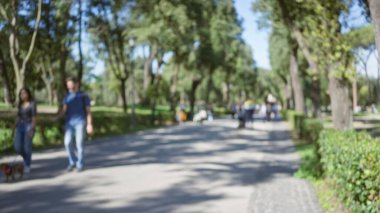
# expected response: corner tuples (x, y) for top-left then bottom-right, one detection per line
(285, 110), (305, 138)
(285, 110), (323, 144)
(300, 0), (355, 81)
(269, 24), (290, 80)
(346, 25), (375, 49)
(319, 130), (380, 212)
(294, 143), (321, 180)
(284, 110), (324, 179)
(302, 118), (324, 143)
(359, 85), (370, 105)
(145, 78), (171, 105)
(0, 118), (13, 151)
(91, 110), (173, 137)
(253, 68), (282, 103)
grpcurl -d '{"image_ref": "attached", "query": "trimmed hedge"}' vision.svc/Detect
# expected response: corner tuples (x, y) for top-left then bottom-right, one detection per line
(318, 130), (380, 212)
(302, 118), (324, 144)
(0, 111), (173, 152)
(287, 110), (305, 138)
(284, 109), (380, 211)
(91, 111), (173, 137)
(284, 110), (323, 144)
(284, 110), (324, 177)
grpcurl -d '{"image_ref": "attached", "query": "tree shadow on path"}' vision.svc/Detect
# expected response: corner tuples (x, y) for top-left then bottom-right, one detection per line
(1, 119), (300, 212)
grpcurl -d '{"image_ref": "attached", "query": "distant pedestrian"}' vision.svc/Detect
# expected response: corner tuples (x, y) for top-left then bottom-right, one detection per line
(266, 94), (277, 121)
(237, 104), (246, 128)
(14, 87), (37, 174)
(230, 103), (237, 119)
(207, 104), (214, 121)
(54, 77), (93, 172)
(371, 104), (378, 114)
(244, 99), (255, 125)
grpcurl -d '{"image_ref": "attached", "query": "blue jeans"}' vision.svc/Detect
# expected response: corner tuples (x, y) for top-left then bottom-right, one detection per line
(64, 122), (85, 169)
(14, 122), (34, 167)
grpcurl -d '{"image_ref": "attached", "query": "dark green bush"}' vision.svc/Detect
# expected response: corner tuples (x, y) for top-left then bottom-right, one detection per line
(285, 110), (380, 211)
(285, 110), (305, 138)
(0, 118), (14, 151)
(92, 111), (172, 137)
(0, 116), (65, 152)
(301, 119), (324, 144)
(34, 120), (64, 147)
(283, 110), (323, 144)
(319, 130), (380, 212)
(280, 110), (288, 120)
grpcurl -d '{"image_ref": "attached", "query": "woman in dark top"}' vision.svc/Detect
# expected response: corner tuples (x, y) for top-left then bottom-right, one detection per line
(14, 87), (37, 174)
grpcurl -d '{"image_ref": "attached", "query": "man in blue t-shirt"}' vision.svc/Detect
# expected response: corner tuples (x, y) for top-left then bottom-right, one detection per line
(55, 77), (93, 172)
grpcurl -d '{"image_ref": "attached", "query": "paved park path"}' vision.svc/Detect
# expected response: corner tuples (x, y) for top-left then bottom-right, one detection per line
(0, 118), (323, 213)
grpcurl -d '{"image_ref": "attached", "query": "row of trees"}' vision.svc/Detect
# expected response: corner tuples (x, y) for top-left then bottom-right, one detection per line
(0, 0), (258, 118)
(2, 0), (380, 130)
(253, 0), (380, 129)
(0, 0), (83, 107)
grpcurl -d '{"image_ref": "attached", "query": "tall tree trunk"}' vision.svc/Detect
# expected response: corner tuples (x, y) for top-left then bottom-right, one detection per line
(57, 47), (68, 112)
(77, 0), (83, 84)
(292, 29), (323, 117)
(368, 0), (380, 61)
(38, 58), (54, 106)
(47, 83), (53, 105)
(120, 79), (128, 113)
(189, 78), (202, 116)
(364, 66), (372, 103)
(56, 4), (72, 112)
(223, 72), (231, 106)
(352, 78), (357, 112)
(289, 43), (304, 113)
(130, 52), (137, 128)
(143, 45), (157, 91)
(9, 0), (42, 96)
(278, 0), (321, 115)
(142, 45), (157, 106)
(205, 67), (214, 104)
(170, 63), (180, 111)
(328, 73), (352, 130)
(150, 60), (164, 125)
(150, 77), (160, 125)
(9, 0), (22, 94)
(0, 48), (14, 105)
(378, 60), (380, 101)
(285, 80), (292, 110)
(310, 79), (321, 118)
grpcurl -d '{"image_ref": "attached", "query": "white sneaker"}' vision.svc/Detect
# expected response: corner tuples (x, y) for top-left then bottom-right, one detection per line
(24, 166), (31, 174)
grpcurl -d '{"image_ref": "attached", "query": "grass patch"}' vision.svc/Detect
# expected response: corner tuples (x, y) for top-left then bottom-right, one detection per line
(293, 139), (348, 212)
(313, 180), (348, 213)
(294, 141), (321, 181)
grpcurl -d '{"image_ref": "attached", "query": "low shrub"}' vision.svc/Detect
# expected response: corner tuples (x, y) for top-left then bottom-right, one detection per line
(284, 110), (324, 177)
(92, 111), (173, 137)
(301, 119), (324, 144)
(0, 111), (173, 153)
(284, 110), (323, 144)
(318, 130), (380, 212)
(0, 118), (14, 151)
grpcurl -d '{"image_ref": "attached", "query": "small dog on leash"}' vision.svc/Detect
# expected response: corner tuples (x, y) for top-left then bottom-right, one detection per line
(0, 163), (24, 182)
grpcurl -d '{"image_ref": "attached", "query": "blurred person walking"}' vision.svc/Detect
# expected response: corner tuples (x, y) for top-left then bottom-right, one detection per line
(14, 88), (37, 174)
(54, 77), (93, 172)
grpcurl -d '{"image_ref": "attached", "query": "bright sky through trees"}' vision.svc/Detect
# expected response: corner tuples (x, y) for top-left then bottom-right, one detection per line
(75, 0), (377, 77)
(235, 0), (270, 70)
